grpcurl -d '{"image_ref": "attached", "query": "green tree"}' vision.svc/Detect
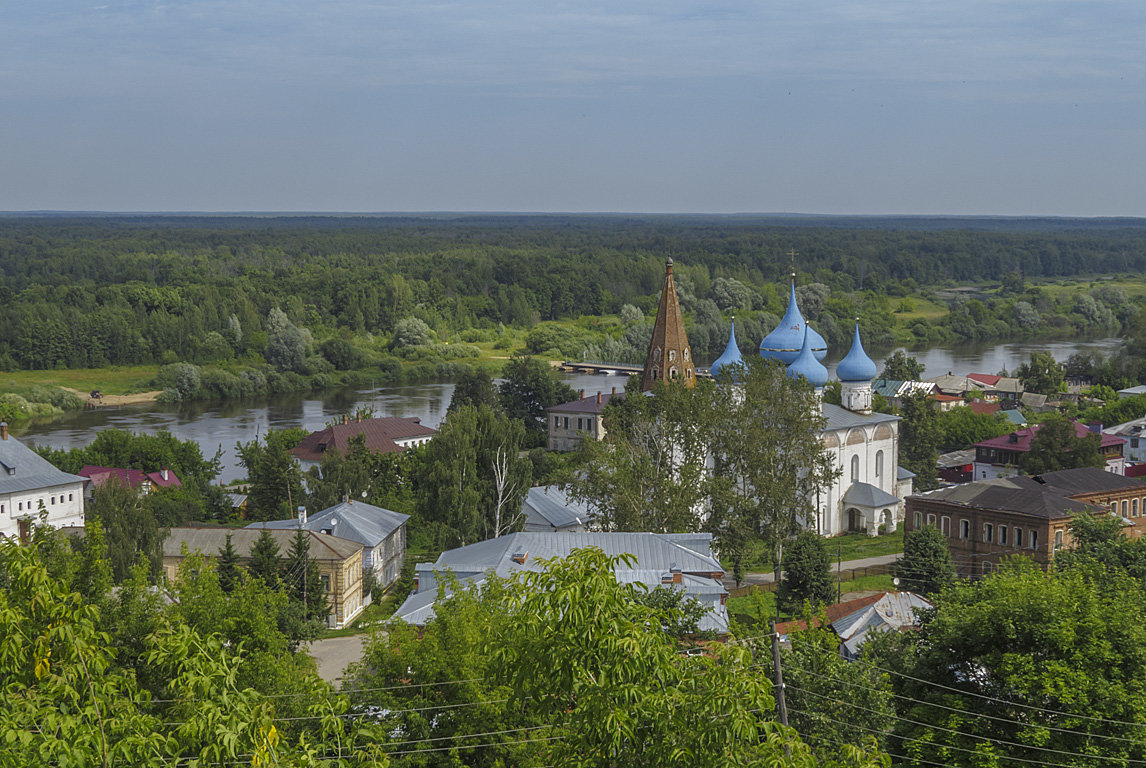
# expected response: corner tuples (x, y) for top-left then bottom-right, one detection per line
(216, 532), (241, 593)
(495, 547), (886, 768)
(1017, 350), (1065, 394)
(1020, 414), (1105, 474)
(781, 621), (895, 759)
(282, 527), (329, 624)
(708, 357), (839, 584)
(566, 377), (714, 534)
(264, 306), (308, 372)
(87, 480), (165, 582)
(392, 315), (432, 348)
(448, 366), (501, 413)
(416, 404), (533, 545)
(898, 389), (941, 490)
(935, 406), (1012, 449)
(248, 528), (281, 589)
(880, 350), (924, 381)
(498, 351), (577, 439)
(305, 435), (412, 513)
(871, 559), (1146, 765)
(237, 427), (307, 521)
(72, 516), (113, 602)
(778, 529), (836, 612)
(893, 523), (955, 595)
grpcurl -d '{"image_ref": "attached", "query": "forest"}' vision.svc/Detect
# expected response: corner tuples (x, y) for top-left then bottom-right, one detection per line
(3, 214), (1146, 421)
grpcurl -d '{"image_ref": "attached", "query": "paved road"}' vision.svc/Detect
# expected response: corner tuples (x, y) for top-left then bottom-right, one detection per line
(722, 553), (901, 589)
(308, 634), (370, 684)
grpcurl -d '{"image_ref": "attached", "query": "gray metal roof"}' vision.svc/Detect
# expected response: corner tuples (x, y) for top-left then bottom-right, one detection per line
(396, 531), (728, 630)
(897, 466), (916, 480)
(834, 592), (933, 657)
(165, 526), (362, 561)
(842, 482), (901, 509)
(0, 434), (87, 496)
(522, 486), (595, 531)
(246, 500), (408, 548)
(1030, 467), (1146, 495)
(821, 403), (899, 431)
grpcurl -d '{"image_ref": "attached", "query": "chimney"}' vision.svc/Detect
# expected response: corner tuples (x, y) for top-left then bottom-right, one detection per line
(342, 494), (349, 503)
(579, 389), (584, 400)
(611, 387), (616, 396)
(671, 567), (682, 584)
(596, 391), (602, 405)
(342, 414), (349, 425)
(356, 413), (362, 423)
(511, 551), (528, 565)
(298, 505), (307, 525)
(0, 422), (7, 440)
(160, 468), (169, 482)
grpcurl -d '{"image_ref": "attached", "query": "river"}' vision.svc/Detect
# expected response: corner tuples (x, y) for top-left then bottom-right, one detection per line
(12, 337), (1123, 483)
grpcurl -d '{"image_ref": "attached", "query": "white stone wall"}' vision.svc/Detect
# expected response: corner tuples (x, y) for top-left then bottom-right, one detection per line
(0, 481), (85, 539)
(819, 424), (901, 537)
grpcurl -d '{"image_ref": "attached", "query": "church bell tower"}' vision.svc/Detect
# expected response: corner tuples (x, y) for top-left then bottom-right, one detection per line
(642, 258), (696, 391)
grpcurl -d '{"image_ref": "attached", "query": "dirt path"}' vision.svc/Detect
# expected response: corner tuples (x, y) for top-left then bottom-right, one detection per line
(308, 635), (370, 684)
(61, 386), (162, 407)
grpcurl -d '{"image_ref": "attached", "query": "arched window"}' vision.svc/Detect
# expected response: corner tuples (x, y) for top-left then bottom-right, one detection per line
(651, 367), (660, 379)
(850, 455), (860, 482)
(982, 561), (994, 576)
(684, 348), (691, 361)
(669, 350), (677, 362)
(653, 348), (662, 362)
(669, 366), (678, 379)
(1054, 530), (1064, 549)
(875, 450), (884, 479)
(1134, 499), (1140, 517)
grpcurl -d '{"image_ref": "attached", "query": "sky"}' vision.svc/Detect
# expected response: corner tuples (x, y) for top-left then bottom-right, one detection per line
(1, 1), (1144, 215)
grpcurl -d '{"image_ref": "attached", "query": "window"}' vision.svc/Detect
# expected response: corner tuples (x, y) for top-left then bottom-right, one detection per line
(50, 496), (55, 505)
(914, 511), (921, 529)
(984, 523), (994, 543)
(1054, 530), (1064, 550)
(926, 513), (936, 527)
(875, 450), (884, 478)
(999, 526), (1008, 546)
(1133, 438), (1140, 448)
(1123, 500), (1130, 516)
(1030, 530), (1039, 549)
(851, 455), (860, 482)
(653, 348), (662, 362)
(563, 417), (569, 429)
(960, 520), (970, 539)
(982, 561), (994, 576)
(684, 349), (691, 361)
(18, 502), (22, 511)
(669, 366), (678, 379)
(942, 516), (951, 536)
(1015, 527), (1024, 547)
(68, 494), (73, 501)
(669, 350), (677, 362)
(577, 418), (583, 430)
(553, 416), (559, 428)
(1134, 499), (1140, 518)
(321, 574), (331, 592)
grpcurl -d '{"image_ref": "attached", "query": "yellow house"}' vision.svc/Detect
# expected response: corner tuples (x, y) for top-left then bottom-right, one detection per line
(163, 527), (365, 629)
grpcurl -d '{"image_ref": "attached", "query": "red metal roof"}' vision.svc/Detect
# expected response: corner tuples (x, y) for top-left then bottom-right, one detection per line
(775, 593), (886, 635)
(968, 373), (1001, 386)
(79, 465), (182, 490)
(933, 393), (963, 403)
(969, 401), (1001, 415)
(291, 416), (436, 462)
(975, 420), (1126, 452)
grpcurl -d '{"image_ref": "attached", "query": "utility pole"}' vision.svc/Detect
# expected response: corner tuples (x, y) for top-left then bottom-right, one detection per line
(771, 621), (791, 755)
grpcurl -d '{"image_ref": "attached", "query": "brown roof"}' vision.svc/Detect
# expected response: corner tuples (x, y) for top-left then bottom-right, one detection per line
(969, 401), (1001, 415)
(641, 259), (695, 391)
(291, 416), (436, 462)
(775, 593), (886, 635)
(548, 391), (623, 415)
(164, 526), (362, 562)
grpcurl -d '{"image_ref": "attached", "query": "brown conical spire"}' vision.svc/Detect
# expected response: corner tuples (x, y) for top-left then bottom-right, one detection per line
(642, 258), (695, 391)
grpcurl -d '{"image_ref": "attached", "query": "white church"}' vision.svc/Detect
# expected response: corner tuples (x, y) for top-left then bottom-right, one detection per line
(708, 282), (912, 537)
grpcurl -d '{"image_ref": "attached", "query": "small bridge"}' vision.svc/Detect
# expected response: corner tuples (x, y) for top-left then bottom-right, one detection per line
(559, 360), (712, 379)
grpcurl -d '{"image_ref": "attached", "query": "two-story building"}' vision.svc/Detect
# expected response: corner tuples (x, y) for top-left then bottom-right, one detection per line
(973, 421), (1126, 480)
(905, 467), (1146, 577)
(163, 527), (365, 628)
(291, 415), (436, 469)
(0, 423), (86, 543)
(546, 389), (623, 451)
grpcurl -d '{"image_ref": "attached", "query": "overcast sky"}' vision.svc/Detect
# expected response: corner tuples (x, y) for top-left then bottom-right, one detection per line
(2, 1), (1143, 215)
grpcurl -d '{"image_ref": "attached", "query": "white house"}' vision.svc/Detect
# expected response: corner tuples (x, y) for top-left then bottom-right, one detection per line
(1106, 416), (1146, 464)
(0, 423), (86, 542)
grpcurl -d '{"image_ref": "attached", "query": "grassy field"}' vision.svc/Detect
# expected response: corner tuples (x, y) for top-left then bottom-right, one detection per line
(724, 528), (904, 574)
(319, 599), (396, 639)
(0, 365), (160, 396)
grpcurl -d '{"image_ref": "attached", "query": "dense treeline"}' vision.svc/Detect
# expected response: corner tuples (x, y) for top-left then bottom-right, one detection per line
(2, 215), (1144, 373)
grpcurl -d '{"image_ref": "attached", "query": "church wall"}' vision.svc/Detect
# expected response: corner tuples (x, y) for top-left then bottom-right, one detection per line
(820, 423), (901, 537)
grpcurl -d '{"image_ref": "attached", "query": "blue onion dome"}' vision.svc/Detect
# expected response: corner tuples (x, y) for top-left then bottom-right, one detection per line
(786, 326), (829, 389)
(759, 280), (828, 363)
(710, 318), (745, 378)
(836, 322), (878, 382)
